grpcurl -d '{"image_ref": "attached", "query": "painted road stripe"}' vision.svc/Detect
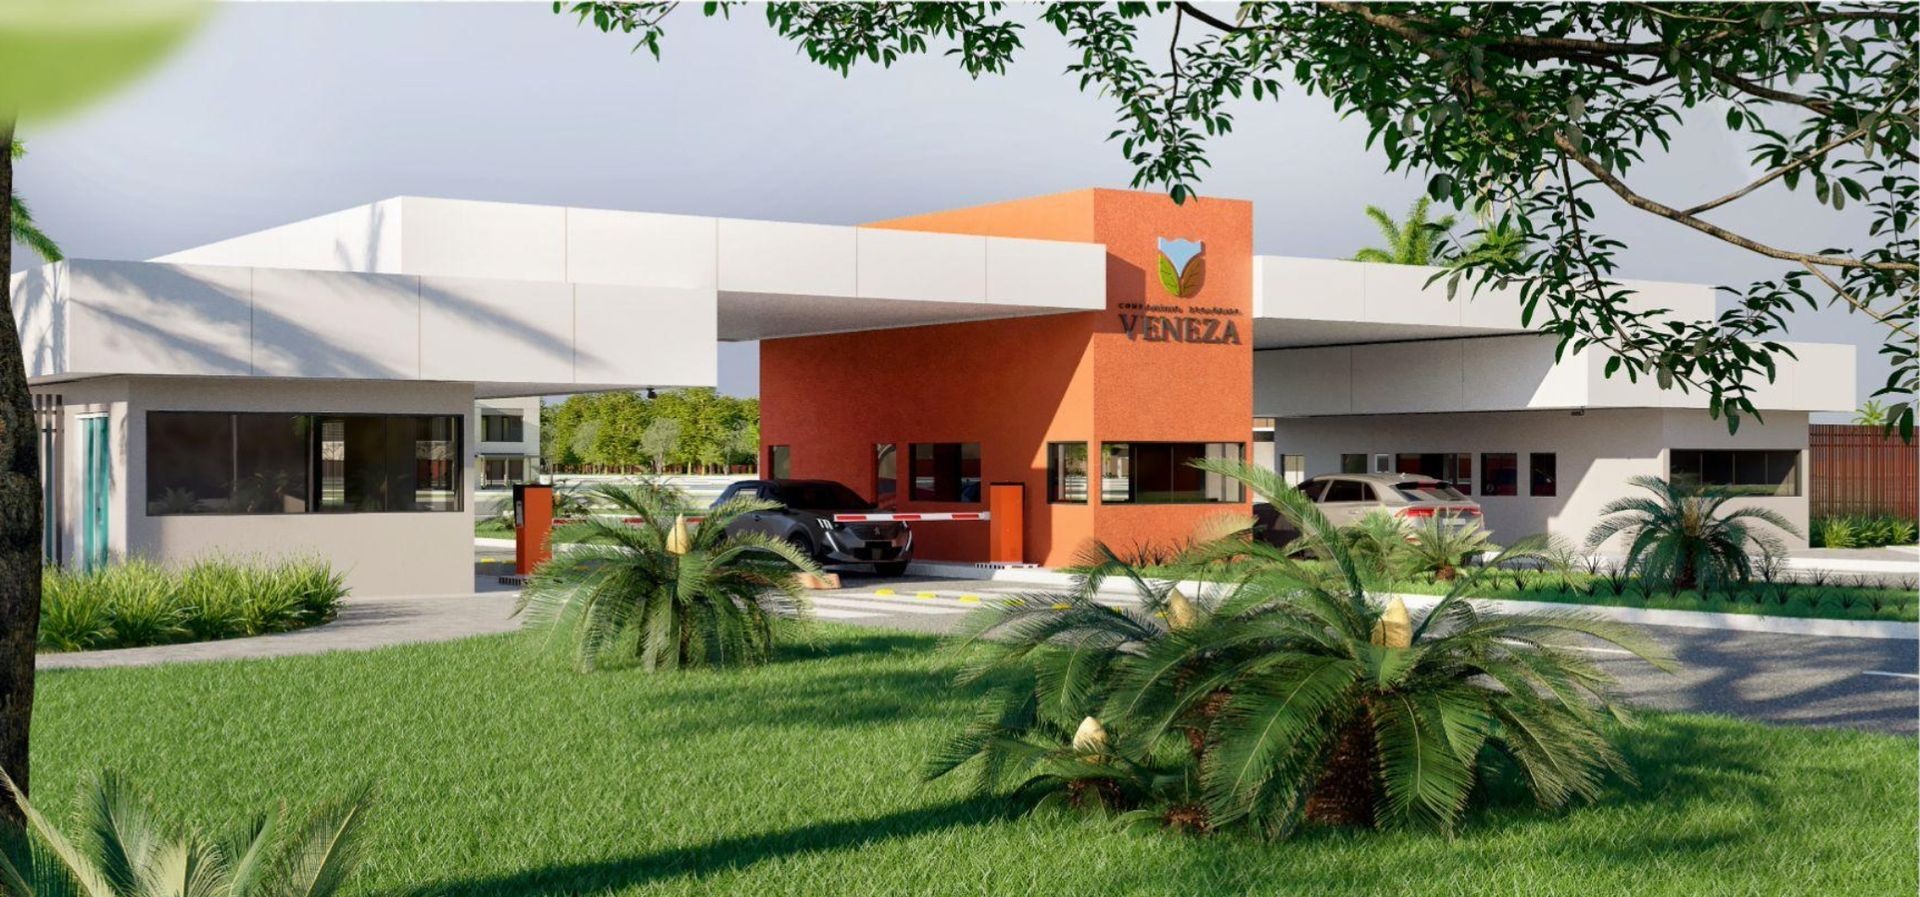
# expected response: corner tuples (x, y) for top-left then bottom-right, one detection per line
(811, 596), (970, 616)
(1861, 670), (1920, 680)
(809, 607), (885, 621)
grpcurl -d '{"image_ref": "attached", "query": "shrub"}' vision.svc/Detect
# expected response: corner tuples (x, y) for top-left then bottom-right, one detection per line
(515, 482), (819, 671)
(37, 569), (114, 652)
(1586, 476), (1800, 591)
(929, 461), (1672, 838)
(1811, 514), (1917, 548)
(36, 556), (347, 652)
(0, 768), (372, 896)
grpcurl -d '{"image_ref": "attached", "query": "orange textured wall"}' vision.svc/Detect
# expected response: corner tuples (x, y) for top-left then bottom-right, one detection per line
(760, 188), (1252, 566)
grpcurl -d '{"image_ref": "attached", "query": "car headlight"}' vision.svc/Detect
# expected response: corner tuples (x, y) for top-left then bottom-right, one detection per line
(814, 515), (839, 530)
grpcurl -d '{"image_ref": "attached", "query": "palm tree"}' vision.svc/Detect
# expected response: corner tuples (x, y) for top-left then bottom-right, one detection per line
(0, 769), (370, 897)
(514, 481), (820, 671)
(1352, 197), (1455, 265)
(929, 461), (1671, 838)
(8, 140), (62, 263)
(1585, 475), (1801, 592)
(1401, 517), (1499, 581)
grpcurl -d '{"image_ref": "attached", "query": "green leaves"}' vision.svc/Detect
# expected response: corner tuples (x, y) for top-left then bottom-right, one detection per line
(928, 460), (1660, 839)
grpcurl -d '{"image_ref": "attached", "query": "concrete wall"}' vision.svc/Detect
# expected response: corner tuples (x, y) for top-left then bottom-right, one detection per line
(1253, 256), (1717, 329)
(16, 259), (717, 394)
(1266, 407), (1811, 549)
(38, 376), (477, 597)
(1254, 335), (1854, 416)
(152, 196), (1108, 311)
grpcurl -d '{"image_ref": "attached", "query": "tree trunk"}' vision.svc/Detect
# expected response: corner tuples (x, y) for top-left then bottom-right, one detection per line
(0, 117), (45, 823)
(1304, 711), (1378, 828)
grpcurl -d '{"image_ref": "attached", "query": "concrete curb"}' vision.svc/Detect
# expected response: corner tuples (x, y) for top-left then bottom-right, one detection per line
(908, 561), (1918, 642)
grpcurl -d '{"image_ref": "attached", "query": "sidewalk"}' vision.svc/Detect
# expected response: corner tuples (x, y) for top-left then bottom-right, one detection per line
(38, 581), (522, 671)
(906, 561), (1919, 642)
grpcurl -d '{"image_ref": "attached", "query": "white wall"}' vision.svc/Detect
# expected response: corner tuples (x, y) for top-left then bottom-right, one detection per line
(1253, 255), (1718, 328)
(19, 259), (717, 394)
(38, 376), (479, 597)
(474, 395), (542, 459)
(153, 196), (1108, 310)
(1254, 335), (1854, 416)
(1266, 408), (1811, 549)
(153, 199), (406, 274)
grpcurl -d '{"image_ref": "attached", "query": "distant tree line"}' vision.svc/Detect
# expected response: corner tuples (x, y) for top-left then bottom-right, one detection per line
(543, 388), (760, 475)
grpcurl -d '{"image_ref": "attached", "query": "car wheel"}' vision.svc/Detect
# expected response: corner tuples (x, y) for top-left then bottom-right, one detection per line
(873, 561), (909, 577)
(785, 532), (817, 561)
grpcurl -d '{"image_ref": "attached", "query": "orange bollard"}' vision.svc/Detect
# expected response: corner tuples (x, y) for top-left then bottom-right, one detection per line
(514, 483), (554, 576)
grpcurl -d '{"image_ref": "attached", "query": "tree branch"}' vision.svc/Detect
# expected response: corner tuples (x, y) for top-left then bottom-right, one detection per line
(1680, 124), (1871, 216)
(1554, 132), (1915, 273)
(1799, 261), (1916, 336)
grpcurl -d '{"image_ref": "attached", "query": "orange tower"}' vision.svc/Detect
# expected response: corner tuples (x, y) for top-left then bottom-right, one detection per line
(758, 189), (1254, 565)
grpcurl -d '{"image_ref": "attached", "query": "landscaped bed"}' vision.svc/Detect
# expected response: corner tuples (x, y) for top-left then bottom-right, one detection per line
(31, 626), (1917, 897)
(37, 557), (347, 652)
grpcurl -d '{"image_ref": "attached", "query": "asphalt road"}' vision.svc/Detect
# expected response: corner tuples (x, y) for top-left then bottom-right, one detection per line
(474, 549), (1919, 736)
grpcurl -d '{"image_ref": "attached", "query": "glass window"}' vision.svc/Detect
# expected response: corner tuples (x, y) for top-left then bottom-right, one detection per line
(873, 443), (897, 508)
(1340, 454), (1368, 474)
(1481, 453), (1518, 496)
(1047, 442), (1089, 503)
(147, 412), (235, 514)
(1395, 481), (1469, 502)
(232, 414), (309, 513)
(1280, 454), (1306, 486)
(398, 416), (462, 511)
(1323, 479), (1373, 503)
(1301, 478), (1329, 502)
(150, 412), (460, 516)
(911, 443), (981, 503)
(1669, 449), (1800, 496)
(480, 411), (524, 443)
(768, 445), (791, 479)
(1099, 442), (1245, 504)
(1395, 453), (1472, 493)
(1529, 452), (1558, 497)
(771, 480), (873, 511)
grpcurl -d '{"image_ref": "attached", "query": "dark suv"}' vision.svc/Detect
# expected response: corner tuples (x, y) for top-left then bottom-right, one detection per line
(711, 479), (913, 575)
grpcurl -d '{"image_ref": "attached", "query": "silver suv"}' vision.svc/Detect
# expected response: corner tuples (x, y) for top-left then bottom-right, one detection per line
(1297, 473), (1485, 533)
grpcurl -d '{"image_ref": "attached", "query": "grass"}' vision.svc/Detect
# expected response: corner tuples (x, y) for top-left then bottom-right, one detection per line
(1811, 514), (1919, 549)
(37, 557), (346, 652)
(30, 626), (1918, 896)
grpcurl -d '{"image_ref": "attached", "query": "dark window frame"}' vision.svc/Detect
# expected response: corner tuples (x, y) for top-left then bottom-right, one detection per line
(1481, 452), (1519, 497)
(909, 442), (982, 504)
(1098, 441), (1246, 505)
(480, 411), (525, 443)
(767, 445), (792, 479)
(1528, 452), (1558, 497)
(146, 410), (463, 517)
(1668, 448), (1801, 496)
(1047, 442), (1090, 504)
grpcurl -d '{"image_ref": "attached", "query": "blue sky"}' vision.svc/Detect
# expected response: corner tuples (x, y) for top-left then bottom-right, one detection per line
(10, 3), (1883, 416)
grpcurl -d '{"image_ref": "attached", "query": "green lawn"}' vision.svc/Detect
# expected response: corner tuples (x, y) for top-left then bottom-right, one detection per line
(35, 628), (1915, 896)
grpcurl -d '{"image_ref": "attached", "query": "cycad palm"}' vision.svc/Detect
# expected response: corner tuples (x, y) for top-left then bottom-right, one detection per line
(9, 140), (62, 263)
(1352, 197), (1455, 266)
(930, 461), (1673, 838)
(0, 770), (368, 897)
(514, 482), (820, 671)
(1585, 475), (1799, 592)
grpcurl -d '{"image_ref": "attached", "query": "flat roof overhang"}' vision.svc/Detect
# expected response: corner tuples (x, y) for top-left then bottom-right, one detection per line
(1251, 256), (1717, 350)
